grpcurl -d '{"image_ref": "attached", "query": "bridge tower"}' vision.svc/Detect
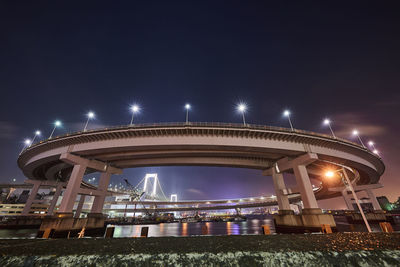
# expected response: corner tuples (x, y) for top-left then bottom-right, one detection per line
(170, 194), (178, 202)
(143, 173), (158, 196)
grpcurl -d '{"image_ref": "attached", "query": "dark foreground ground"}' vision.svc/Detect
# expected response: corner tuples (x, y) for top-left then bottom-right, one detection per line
(1, 233), (400, 266)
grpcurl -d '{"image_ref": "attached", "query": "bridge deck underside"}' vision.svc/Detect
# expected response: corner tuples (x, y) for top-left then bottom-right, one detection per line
(17, 124), (384, 203)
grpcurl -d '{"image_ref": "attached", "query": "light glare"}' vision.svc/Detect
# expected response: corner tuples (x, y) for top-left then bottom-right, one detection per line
(55, 120), (61, 127)
(323, 119), (330, 125)
(185, 103), (191, 110)
(35, 130), (41, 135)
(24, 139), (31, 145)
(352, 130), (358, 136)
(325, 171), (335, 178)
(131, 104), (140, 113)
(237, 103), (247, 113)
(87, 111), (95, 119)
(283, 110), (290, 117)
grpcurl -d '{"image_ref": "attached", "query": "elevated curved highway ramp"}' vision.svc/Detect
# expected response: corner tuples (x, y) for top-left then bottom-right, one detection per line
(18, 122), (384, 203)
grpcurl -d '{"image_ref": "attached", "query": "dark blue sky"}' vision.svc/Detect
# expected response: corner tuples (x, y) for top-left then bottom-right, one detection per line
(0, 1), (399, 208)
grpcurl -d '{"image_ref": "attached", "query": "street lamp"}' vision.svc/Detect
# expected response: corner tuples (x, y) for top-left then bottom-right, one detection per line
(237, 103), (247, 126)
(352, 130), (366, 148)
(49, 120), (62, 139)
(20, 138), (32, 153)
(368, 141), (379, 155)
(323, 119), (336, 138)
(83, 111), (95, 132)
(368, 141), (375, 150)
(31, 130), (41, 144)
(283, 110), (294, 131)
(130, 104), (140, 125)
(325, 167), (372, 232)
(184, 103), (191, 123)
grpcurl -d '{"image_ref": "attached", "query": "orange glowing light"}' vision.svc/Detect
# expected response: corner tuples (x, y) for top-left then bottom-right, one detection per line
(325, 171), (335, 178)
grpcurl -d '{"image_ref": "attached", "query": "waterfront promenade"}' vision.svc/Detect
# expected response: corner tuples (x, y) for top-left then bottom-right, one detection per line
(1, 233), (399, 266)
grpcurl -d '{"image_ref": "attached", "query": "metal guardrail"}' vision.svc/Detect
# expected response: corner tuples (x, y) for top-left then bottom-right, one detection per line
(22, 121), (372, 153)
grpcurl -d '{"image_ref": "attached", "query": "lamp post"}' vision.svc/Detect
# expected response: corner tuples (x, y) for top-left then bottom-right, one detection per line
(185, 104), (191, 123)
(49, 120), (61, 139)
(323, 119), (336, 138)
(325, 168), (372, 232)
(130, 105), (140, 125)
(20, 139), (32, 153)
(368, 141), (379, 155)
(83, 111), (95, 132)
(283, 110), (294, 131)
(31, 130), (41, 144)
(352, 130), (366, 148)
(237, 103), (247, 126)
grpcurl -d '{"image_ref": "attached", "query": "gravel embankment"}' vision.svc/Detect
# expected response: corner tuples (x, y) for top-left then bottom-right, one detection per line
(0, 233), (399, 266)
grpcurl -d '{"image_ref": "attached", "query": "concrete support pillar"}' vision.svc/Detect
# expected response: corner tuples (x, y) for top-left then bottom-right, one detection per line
(293, 164), (319, 209)
(366, 189), (382, 211)
(90, 171), (112, 214)
(58, 164), (87, 214)
(22, 182), (41, 215)
(47, 183), (63, 216)
(74, 195), (86, 218)
(341, 189), (354, 210)
(271, 167), (291, 211)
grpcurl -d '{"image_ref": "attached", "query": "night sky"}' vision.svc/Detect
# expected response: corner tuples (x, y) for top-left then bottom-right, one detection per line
(0, 2), (399, 209)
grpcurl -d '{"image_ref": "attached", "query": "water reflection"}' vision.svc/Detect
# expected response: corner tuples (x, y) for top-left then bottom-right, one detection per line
(2, 215), (400, 238)
(182, 223), (188, 236)
(112, 217), (275, 238)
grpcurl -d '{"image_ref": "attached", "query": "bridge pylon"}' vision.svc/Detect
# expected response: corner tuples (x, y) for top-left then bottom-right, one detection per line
(143, 173), (158, 197)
